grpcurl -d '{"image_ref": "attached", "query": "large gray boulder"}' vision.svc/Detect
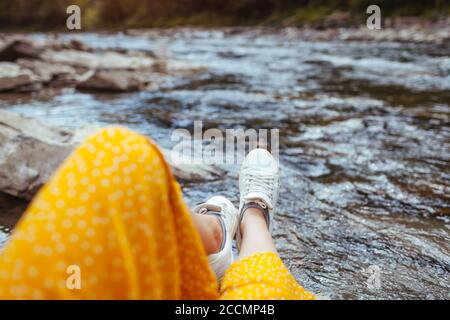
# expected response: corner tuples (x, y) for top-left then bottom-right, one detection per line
(0, 110), (73, 199)
(0, 110), (224, 200)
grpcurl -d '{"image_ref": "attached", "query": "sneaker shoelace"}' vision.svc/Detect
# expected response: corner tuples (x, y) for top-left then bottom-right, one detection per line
(241, 169), (275, 206)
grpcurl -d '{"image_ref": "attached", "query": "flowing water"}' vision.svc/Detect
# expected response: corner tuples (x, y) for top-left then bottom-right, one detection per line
(0, 29), (449, 299)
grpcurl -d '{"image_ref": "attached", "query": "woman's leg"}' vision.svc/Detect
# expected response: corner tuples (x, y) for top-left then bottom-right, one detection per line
(219, 149), (315, 300)
(0, 127), (219, 299)
(192, 196), (239, 282)
(192, 213), (222, 255)
(238, 207), (276, 260)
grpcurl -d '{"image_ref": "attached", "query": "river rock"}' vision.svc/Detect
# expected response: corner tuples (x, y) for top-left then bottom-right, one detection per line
(67, 39), (90, 52)
(0, 62), (38, 91)
(17, 59), (78, 83)
(0, 39), (43, 62)
(160, 149), (225, 182)
(0, 110), (73, 199)
(0, 110), (224, 200)
(76, 70), (144, 92)
(41, 49), (154, 70)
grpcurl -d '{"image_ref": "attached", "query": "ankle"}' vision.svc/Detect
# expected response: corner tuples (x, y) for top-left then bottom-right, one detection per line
(240, 207), (268, 234)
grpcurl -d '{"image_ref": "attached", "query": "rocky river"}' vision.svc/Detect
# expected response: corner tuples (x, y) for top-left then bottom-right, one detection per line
(0, 28), (449, 299)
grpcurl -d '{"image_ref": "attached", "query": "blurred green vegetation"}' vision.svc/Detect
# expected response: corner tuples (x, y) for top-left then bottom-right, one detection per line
(0, 0), (449, 30)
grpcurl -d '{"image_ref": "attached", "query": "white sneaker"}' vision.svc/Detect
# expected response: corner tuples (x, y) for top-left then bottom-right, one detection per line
(236, 148), (279, 249)
(193, 196), (238, 282)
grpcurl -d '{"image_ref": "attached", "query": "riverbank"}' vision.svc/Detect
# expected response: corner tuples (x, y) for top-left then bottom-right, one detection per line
(2, 22), (448, 95)
(126, 19), (450, 44)
(0, 32), (210, 94)
(2, 17), (449, 48)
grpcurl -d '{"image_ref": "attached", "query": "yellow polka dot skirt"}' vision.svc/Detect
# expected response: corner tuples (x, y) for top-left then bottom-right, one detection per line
(0, 127), (314, 300)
